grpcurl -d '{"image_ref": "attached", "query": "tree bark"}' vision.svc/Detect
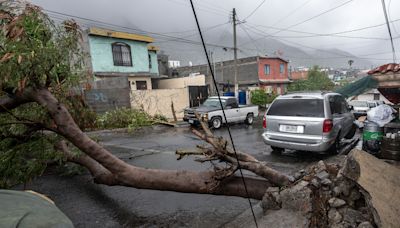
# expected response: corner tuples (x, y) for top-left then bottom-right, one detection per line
(0, 90), (33, 112)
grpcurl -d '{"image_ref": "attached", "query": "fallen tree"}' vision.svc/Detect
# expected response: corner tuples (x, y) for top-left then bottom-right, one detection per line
(0, 2), (291, 199)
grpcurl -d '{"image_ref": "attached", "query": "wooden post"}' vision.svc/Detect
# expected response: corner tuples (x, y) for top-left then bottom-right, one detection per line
(171, 101), (177, 122)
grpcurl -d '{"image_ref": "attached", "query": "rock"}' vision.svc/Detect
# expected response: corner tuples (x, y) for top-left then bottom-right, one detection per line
(328, 208), (343, 225)
(340, 208), (366, 225)
(280, 181), (312, 215)
(357, 221), (374, 228)
(341, 149), (400, 228)
(348, 189), (361, 201)
(315, 160), (327, 173)
(333, 186), (341, 197)
(261, 187), (281, 211)
(337, 179), (353, 197)
(328, 197), (346, 208)
(311, 178), (320, 188)
(316, 171), (330, 180)
(294, 169), (306, 180)
(321, 178), (332, 186)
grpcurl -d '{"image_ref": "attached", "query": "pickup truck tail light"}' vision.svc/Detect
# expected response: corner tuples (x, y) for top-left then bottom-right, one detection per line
(263, 115), (267, 128)
(323, 119), (333, 133)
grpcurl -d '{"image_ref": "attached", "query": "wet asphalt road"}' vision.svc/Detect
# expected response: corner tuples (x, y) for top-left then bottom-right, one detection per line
(20, 121), (339, 228)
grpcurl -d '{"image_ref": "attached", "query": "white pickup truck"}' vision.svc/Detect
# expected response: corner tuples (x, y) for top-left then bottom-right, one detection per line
(183, 96), (259, 129)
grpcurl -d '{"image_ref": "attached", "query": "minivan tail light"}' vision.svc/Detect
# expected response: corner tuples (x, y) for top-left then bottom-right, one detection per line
(323, 119), (333, 133)
(263, 115), (267, 128)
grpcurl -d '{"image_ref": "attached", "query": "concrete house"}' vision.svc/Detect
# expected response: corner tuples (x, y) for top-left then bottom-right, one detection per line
(174, 56), (291, 95)
(83, 27), (159, 112)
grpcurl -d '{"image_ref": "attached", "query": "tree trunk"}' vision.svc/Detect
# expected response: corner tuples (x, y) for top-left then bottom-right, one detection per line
(28, 88), (270, 199)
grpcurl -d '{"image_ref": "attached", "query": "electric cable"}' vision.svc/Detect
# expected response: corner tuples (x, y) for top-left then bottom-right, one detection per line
(188, 0), (259, 227)
(381, 0), (397, 63)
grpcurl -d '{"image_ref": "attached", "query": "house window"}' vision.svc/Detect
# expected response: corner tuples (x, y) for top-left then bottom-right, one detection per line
(264, 64), (270, 75)
(148, 54), (152, 69)
(280, 63), (284, 73)
(136, 81), (147, 90)
(112, 42), (132, 66)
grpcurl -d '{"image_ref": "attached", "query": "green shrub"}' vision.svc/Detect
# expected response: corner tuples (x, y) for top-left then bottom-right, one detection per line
(251, 89), (277, 107)
(96, 108), (155, 130)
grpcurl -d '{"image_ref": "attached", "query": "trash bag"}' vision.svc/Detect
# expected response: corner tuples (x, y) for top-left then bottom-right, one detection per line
(367, 104), (395, 127)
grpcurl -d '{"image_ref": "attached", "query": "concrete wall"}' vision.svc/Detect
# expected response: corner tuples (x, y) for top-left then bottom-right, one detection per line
(258, 58), (288, 81)
(175, 57), (259, 94)
(85, 77), (131, 113)
(130, 88), (189, 119)
(156, 75), (205, 89)
(88, 35), (150, 73)
(128, 76), (152, 90)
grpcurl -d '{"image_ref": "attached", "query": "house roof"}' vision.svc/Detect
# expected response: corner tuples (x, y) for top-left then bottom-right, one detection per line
(147, 45), (159, 51)
(258, 56), (289, 63)
(88, 27), (154, 43)
(368, 63), (400, 75)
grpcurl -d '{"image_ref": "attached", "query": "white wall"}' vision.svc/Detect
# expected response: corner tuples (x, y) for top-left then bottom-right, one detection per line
(130, 88), (189, 120)
(157, 75), (206, 89)
(351, 89), (392, 104)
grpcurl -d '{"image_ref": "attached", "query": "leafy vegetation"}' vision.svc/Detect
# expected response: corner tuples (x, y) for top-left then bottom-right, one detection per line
(96, 108), (164, 130)
(251, 89), (277, 108)
(288, 66), (334, 92)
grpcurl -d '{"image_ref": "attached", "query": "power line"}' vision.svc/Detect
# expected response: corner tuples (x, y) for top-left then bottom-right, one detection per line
(44, 9), (235, 50)
(270, 0), (314, 27)
(381, 0), (397, 62)
(272, 0), (355, 36)
(243, 0), (266, 21)
(188, 1), (258, 228)
(240, 17), (400, 46)
(239, 23), (262, 55)
(241, 23), (393, 61)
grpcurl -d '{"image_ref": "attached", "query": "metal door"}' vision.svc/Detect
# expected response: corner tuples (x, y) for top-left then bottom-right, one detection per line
(189, 85), (209, 107)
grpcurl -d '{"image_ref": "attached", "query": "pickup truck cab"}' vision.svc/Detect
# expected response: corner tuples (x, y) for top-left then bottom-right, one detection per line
(183, 96), (259, 129)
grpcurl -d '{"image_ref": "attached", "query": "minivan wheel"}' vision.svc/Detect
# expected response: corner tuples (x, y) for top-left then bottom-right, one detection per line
(245, 114), (254, 125)
(344, 124), (356, 139)
(329, 137), (341, 154)
(210, 117), (222, 129)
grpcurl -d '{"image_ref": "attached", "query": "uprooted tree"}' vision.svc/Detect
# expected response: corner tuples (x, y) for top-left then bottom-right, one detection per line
(0, 3), (293, 199)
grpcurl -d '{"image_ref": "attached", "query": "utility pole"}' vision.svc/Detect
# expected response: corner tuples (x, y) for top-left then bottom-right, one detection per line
(232, 8), (238, 98)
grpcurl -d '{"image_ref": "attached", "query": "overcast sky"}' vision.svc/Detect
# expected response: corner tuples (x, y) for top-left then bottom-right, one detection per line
(30, 0), (400, 65)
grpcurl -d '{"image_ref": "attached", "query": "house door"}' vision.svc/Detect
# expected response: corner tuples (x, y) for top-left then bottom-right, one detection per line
(189, 85), (209, 107)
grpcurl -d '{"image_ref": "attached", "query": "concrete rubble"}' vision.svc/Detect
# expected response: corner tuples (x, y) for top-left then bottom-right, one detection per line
(226, 149), (400, 227)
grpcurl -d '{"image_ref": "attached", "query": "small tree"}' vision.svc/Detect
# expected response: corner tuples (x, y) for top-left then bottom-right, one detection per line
(288, 65), (334, 92)
(250, 89), (267, 107)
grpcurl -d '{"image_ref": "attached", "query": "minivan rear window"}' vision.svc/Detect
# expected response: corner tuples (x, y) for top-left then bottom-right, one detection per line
(267, 99), (324, 117)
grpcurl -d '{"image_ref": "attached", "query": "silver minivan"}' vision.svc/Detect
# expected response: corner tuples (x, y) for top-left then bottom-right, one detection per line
(262, 92), (356, 153)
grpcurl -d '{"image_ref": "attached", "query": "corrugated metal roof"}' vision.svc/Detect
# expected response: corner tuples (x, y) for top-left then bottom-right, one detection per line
(368, 63), (400, 74)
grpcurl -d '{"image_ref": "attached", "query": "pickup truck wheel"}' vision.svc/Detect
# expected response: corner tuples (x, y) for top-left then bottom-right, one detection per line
(245, 114), (254, 125)
(211, 117), (222, 129)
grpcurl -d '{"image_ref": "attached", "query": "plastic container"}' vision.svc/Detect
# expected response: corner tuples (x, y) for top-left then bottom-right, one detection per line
(362, 121), (383, 154)
(223, 92), (235, 97)
(238, 91), (246, 105)
(381, 133), (400, 160)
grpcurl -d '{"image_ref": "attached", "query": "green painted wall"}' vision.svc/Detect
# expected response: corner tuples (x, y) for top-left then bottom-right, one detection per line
(149, 50), (159, 74)
(88, 35), (159, 75)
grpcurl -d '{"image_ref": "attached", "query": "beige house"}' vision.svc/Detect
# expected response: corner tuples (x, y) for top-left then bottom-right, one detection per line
(130, 75), (206, 120)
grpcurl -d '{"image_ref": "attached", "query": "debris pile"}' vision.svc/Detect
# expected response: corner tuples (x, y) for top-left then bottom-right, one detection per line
(261, 159), (375, 228)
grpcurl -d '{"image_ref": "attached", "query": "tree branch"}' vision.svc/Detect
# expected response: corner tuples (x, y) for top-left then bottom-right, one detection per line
(0, 89), (33, 113)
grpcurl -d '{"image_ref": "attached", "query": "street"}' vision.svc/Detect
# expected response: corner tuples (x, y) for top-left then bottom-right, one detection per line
(21, 122), (341, 227)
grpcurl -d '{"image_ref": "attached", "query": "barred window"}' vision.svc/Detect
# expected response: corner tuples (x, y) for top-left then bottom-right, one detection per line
(112, 42), (132, 66)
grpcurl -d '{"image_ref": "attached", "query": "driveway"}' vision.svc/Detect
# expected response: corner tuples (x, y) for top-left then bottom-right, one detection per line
(19, 123), (342, 227)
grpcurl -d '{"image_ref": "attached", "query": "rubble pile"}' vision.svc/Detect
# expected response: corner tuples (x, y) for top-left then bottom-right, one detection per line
(261, 160), (375, 228)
